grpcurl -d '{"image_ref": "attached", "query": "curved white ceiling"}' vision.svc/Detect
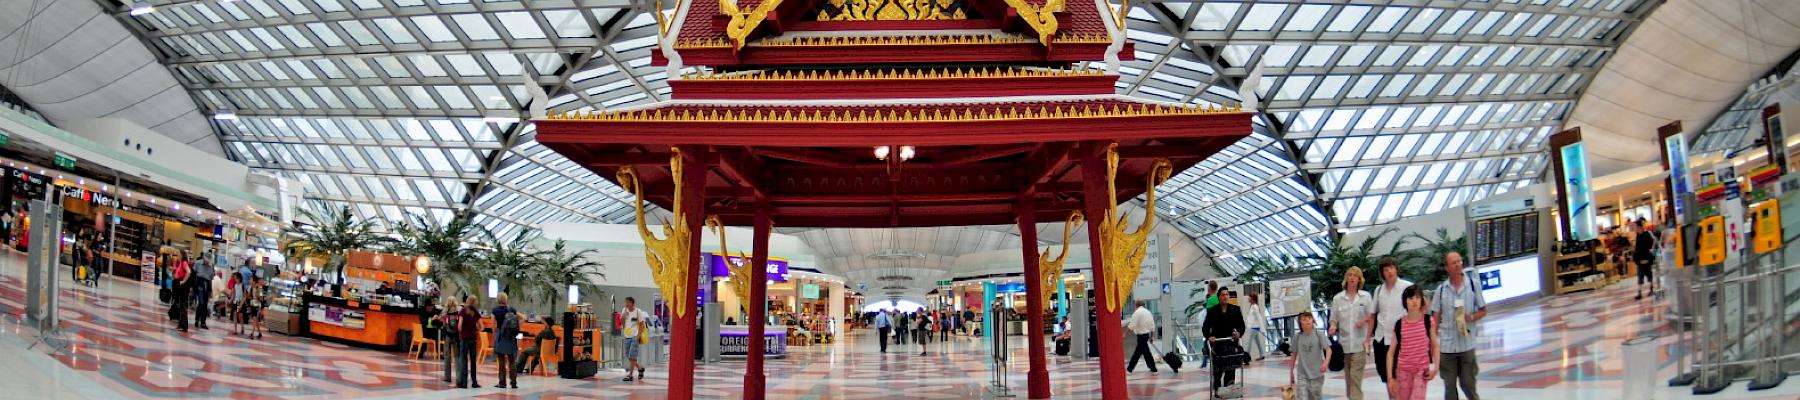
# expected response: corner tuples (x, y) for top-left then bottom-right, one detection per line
(0, 0), (221, 155)
(1564, 0), (1800, 175)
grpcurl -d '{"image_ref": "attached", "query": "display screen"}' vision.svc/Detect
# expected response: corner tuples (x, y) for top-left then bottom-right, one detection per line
(1475, 256), (1541, 304)
(1664, 133), (1691, 221)
(707, 254), (790, 282)
(800, 283), (820, 299)
(1560, 142), (1596, 241)
(996, 283), (1026, 293)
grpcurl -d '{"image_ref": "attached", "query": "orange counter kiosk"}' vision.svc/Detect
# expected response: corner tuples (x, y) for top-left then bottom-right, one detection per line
(304, 294), (423, 350)
(301, 251), (426, 350)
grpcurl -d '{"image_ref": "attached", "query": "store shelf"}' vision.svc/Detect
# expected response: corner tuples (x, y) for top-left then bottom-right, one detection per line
(1555, 268), (1592, 277)
(1555, 251), (1592, 261)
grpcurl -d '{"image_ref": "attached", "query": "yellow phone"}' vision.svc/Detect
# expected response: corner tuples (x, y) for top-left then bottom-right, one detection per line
(1698, 215), (1726, 266)
(1752, 200), (1782, 254)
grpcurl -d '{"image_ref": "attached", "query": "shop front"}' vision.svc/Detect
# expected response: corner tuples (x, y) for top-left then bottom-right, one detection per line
(300, 251), (427, 350)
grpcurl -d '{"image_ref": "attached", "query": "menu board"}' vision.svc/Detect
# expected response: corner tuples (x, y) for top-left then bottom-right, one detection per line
(309, 304), (366, 329)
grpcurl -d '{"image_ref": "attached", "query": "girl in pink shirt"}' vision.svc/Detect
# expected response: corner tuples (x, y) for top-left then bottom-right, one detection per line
(1386, 285), (1438, 400)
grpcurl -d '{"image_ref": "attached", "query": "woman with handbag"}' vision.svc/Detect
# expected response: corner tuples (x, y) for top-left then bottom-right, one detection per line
(169, 252), (193, 332)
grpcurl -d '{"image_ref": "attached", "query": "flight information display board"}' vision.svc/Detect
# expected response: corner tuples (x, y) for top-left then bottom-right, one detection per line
(1473, 211), (1539, 263)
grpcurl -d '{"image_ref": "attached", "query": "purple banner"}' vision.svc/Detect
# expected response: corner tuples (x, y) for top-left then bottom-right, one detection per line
(707, 253), (789, 282)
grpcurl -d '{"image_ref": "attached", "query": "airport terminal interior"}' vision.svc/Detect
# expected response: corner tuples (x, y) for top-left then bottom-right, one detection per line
(0, 0), (1799, 399)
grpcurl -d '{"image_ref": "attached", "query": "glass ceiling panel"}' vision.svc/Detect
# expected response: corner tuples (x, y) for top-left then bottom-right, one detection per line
(117, 0), (1658, 276)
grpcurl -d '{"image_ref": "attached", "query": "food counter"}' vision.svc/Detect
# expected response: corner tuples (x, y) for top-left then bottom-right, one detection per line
(720, 325), (787, 357)
(303, 294), (424, 350)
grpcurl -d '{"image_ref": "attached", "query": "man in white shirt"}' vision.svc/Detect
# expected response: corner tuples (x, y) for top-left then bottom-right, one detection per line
(620, 297), (651, 382)
(1125, 301), (1161, 373)
(1370, 257), (1412, 385)
(1330, 266), (1376, 400)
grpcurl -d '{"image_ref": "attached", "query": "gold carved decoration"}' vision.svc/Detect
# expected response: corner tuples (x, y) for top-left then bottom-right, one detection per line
(815, 0), (969, 21)
(754, 33), (1027, 47)
(999, 0), (1064, 45)
(720, 0), (785, 49)
(705, 216), (753, 306)
(547, 101), (1242, 122)
(1036, 211), (1084, 312)
(617, 148), (698, 318)
(1096, 143), (1172, 313)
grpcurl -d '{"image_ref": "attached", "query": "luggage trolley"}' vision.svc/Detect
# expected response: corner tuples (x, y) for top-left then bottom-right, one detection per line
(1206, 337), (1249, 399)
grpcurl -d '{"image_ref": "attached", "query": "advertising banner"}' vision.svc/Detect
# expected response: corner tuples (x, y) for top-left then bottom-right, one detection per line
(707, 253), (789, 282)
(1558, 141), (1596, 241)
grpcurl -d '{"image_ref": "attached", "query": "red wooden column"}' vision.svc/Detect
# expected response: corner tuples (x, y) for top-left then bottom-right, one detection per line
(668, 148), (708, 400)
(1018, 197), (1052, 399)
(1079, 142), (1129, 399)
(745, 196), (772, 399)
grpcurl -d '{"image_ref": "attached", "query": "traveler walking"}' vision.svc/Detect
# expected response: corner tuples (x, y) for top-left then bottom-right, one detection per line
(916, 313), (932, 356)
(1386, 285), (1439, 400)
(437, 297), (459, 383)
(1633, 221), (1658, 300)
(1330, 266), (1375, 400)
(897, 312), (909, 345)
(1243, 293), (1269, 361)
(1371, 257), (1413, 384)
(1432, 252), (1486, 400)
(621, 297), (651, 382)
(1290, 310), (1329, 400)
(169, 253), (193, 332)
(875, 309), (893, 353)
(939, 311), (951, 341)
(456, 295), (482, 388)
(192, 253), (214, 330)
(492, 293), (520, 389)
(1126, 301), (1160, 373)
(1204, 290), (1246, 389)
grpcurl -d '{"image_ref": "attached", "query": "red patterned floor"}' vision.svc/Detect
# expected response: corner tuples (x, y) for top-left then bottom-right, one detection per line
(2, 253), (1796, 399)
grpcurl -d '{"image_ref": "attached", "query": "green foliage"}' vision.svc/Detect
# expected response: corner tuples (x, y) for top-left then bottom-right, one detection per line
(284, 204), (390, 296)
(1306, 227), (1409, 305)
(525, 239), (607, 312)
(1398, 228), (1467, 290)
(388, 213), (489, 298)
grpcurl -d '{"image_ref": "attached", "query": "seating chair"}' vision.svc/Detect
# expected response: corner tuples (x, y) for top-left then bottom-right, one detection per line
(479, 331), (494, 366)
(534, 339), (562, 376)
(409, 323), (439, 359)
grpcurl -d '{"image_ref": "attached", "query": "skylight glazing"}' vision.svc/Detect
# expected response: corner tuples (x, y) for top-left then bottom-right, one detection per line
(111, 0), (1659, 277)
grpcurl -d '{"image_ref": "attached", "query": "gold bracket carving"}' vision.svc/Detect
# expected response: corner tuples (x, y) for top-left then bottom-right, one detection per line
(618, 147), (698, 318)
(705, 216), (754, 306)
(1037, 211), (1084, 311)
(1097, 143), (1171, 313)
(999, 0), (1063, 45)
(721, 0), (785, 50)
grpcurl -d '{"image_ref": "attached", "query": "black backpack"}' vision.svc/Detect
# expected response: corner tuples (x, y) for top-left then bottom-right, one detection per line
(500, 310), (522, 338)
(1392, 315), (1436, 350)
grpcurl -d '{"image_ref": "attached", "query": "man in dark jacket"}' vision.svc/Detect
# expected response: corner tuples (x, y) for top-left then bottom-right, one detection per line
(1203, 289), (1246, 389)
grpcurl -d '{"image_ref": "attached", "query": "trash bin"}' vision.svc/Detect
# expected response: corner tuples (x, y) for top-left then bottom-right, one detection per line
(1624, 335), (1658, 400)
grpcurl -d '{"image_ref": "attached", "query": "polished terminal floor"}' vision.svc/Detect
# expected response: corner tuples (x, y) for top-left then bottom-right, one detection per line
(1, 251), (1795, 399)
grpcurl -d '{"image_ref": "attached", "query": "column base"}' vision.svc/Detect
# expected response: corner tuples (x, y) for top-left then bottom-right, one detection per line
(745, 372), (767, 400)
(1027, 369), (1051, 399)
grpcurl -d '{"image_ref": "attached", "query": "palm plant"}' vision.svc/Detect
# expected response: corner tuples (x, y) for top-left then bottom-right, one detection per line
(285, 204), (389, 297)
(1400, 228), (1467, 290)
(389, 213), (489, 298)
(1306, 228), (1408, 304)
(478, 227), (542, 305)
(525, 239), (606, 312)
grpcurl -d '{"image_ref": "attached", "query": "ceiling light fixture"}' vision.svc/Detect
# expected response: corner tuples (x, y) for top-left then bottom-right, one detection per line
(212, 112), (239, 121)
(128, 3), (156, 15)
